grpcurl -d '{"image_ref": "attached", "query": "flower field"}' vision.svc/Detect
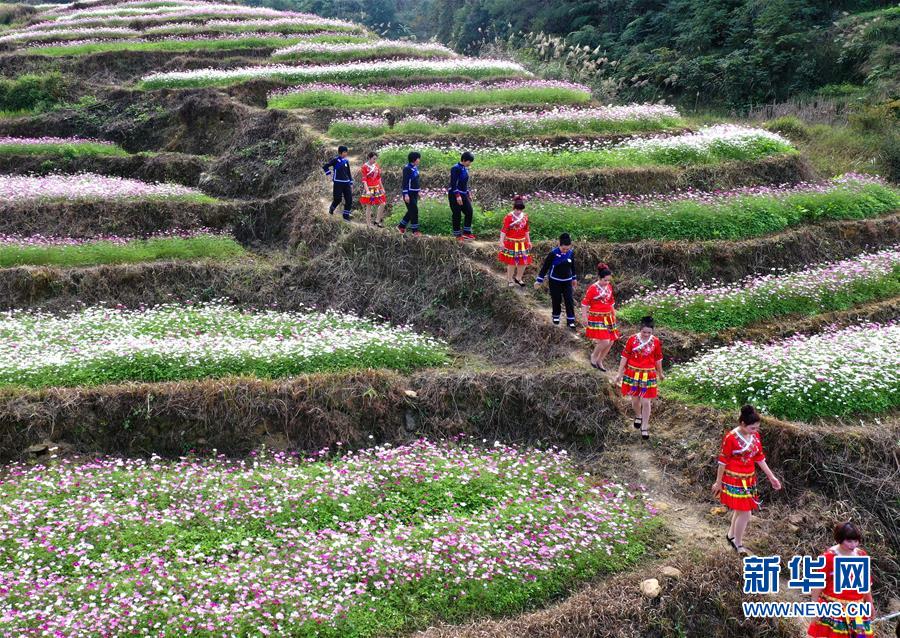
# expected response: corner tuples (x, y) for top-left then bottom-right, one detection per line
(0, 439), (655, 636)
(327, 104), (685, 139)
(268, 79), (592, 109)
(141, 58), (530, 89)
(385, 176), (899, 242)
(0, 173), (217, 203)
(665, 322), (900, 420)
(271, 38), (457, 63)
(0, 302), (449, 388)
(0, 135), (128, 157)
(376, 125), (796, 171)
(0, 0), (367, 56)
(0, 229), (245, 267)
(619, 246), (900, 333)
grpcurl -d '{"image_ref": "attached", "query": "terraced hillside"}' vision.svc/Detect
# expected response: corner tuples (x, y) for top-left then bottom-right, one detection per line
(0, 1), (897, 636)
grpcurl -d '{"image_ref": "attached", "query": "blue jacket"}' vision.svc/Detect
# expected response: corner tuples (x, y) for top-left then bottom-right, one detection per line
(402, 162), (420, 194)
(448, 162), (469, 195)
(323, 156), (352, 183)
(535, 247), (577, 283)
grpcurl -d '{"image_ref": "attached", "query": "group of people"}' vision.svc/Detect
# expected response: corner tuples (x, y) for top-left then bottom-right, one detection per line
(324, 146), (882, 636)
(323, 146), (476, 239)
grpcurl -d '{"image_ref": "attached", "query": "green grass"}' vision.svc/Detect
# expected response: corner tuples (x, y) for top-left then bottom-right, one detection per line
(327, 115), (685, 140)
(272, 46), (455, 64)
(142, 67), (528, 90)
(270, 85), (591, 109)
(24, 34), (367, 57)
(618, 264), (900, 334)
(0, 234), (246, 268)
(386, 183), (900, 242)
(0, 140), (128, 157)
(376, 138), (796, 171)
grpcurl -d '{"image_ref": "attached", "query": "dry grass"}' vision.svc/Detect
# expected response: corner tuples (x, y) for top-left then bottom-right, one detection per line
(0, 368), (619, 461)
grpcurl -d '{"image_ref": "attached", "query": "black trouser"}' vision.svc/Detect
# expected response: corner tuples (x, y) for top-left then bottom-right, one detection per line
(398, 192), (419, 230)
(548, 280), (576, 324)
(448, 193), (473, 236)
(329, 182), (353, 218)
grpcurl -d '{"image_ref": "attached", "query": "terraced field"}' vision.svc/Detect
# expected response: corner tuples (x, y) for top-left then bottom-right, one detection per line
(0, 0), (897, 636)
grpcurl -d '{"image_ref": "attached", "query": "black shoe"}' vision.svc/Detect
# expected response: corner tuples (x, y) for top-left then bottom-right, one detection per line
(726, 534), (739, 552)
(641, 427), (650, 440)
(552, 319), (560, 325)
(633, 418), (642, 429)
(567, 323), (577, 331)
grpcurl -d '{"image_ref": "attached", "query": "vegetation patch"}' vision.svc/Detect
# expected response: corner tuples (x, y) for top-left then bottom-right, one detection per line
(271, 38), (456, 62)
(0, 135), (128, 157)
(665, 322), (900, 420)
(141, 58), (529, 89)
(327, 104), (685, 139)
(19, 34), (352, 56)
(269, 79), (591, 109)
(386, 176), (899, 242)
(0, 229), (245, 268)
(0, 72), (67, 115)
(376, 126), (796, 171)
(0, 301), (449, 388)
(0, 439), (654, 636)
(619, 245), (900, 333)
(1, 173), (216, 203)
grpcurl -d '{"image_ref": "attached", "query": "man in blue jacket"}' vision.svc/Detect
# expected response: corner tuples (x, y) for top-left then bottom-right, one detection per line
(323, 145), (353, 221)
(534, 233), (579, 330)
(398, 151), (421, 235)
(448, 151), (475, 241)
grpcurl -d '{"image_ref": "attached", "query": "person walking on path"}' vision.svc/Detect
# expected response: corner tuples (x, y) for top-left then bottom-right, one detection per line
(398, 151), (421, 235)
(498, 195), (532, 286)
(360, 151), (387, 227)
(581, 262), (620, 371)
(711, 405), (783, 555)
(808, 521), (875, 638)
(323, 145), (353, 221)
(449, 151), (475, 241)
(534, 233), (578, 330)
(614, 315), (663, 439)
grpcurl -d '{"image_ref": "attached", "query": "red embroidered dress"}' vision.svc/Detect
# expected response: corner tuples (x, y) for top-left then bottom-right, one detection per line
(808, 548), (873, 638)
(360, 162), (386, 205)
(717, 428), (764, 511)
(581, 281), (620, 341)
(620, 334), (662, 398)
(498, 211), (532, 265)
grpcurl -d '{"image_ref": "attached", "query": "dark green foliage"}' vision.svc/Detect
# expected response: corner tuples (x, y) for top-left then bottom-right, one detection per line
(0, 73), (67, 113)
(338, 0), (894, 110)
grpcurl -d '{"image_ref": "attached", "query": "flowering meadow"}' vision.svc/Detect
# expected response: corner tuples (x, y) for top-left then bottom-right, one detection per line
(619, 246), (900, 333)
(141, 58), (530, 89)
(0, 439), (655, 636)
(0, 135), (128, 157)
(665, 322), (900, 420)
(385, 176), (899, 242)
(18, 33), (364, 56)
(376, 125), (796, 171)
(0, 0), (366, 55)
(0, 302), (449, 388)
(271, 38), (457, 63)
(268, 79), (592, 109)
(328, 104), (685, 139)
(0, 173), (216, 203)
(0, 229), (245, 268)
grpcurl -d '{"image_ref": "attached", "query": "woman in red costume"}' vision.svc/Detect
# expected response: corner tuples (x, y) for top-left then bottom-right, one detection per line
(808, 521), (875, 638)
(498, 195), (532, 286)
(711, 405), (782, 555)
(360, 151), (387, 227)
(614, 315), (663, 440)
(581, 262), (620, 371)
